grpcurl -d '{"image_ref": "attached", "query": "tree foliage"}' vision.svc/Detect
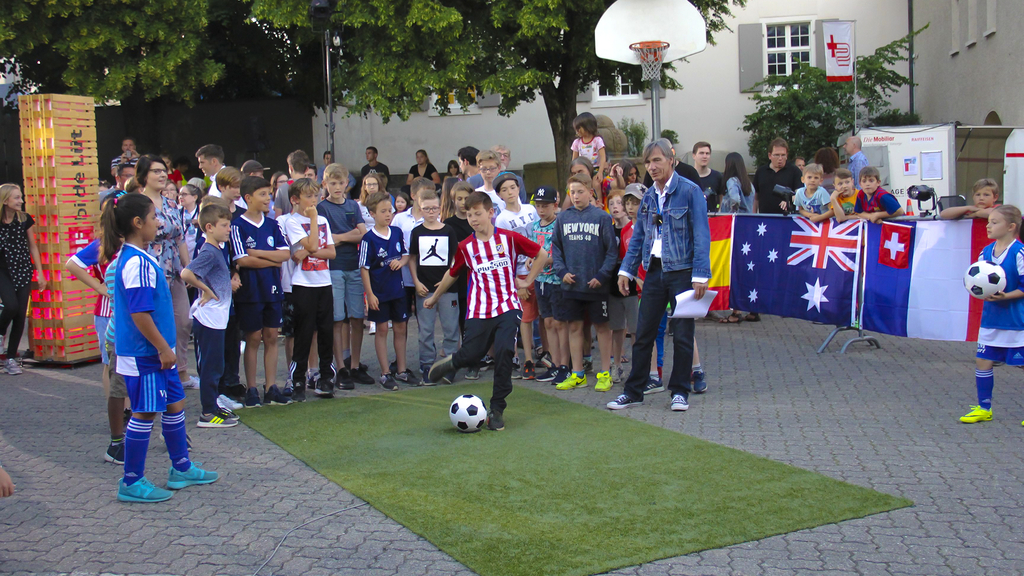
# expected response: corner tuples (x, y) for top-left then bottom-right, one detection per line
(741, 27), (926, 167)
(250, 0), (745, 182)
(0, 0), (223, 105)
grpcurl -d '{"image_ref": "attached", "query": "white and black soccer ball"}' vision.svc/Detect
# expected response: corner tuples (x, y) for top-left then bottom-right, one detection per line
(450, 394), (487, 433)
(964, 260), (1007, 299)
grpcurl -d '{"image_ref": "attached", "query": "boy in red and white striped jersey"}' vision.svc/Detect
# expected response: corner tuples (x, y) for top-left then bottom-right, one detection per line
(425, 192), (548, 430)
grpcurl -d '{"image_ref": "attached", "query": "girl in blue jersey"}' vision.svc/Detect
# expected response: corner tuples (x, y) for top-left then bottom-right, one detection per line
(962, 205), (1024, 424)
(105, 192), (218, 502)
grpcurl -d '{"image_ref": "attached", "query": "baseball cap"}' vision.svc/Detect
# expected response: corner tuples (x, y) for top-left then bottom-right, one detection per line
(241, 159), (265, 174)
(533, 186), (558, 204)
(624, 183), (646, 201)
(493, 171), (519, 193)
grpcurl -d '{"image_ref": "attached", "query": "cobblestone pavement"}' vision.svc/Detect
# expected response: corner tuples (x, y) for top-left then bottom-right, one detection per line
(3, 315), (1024, 576)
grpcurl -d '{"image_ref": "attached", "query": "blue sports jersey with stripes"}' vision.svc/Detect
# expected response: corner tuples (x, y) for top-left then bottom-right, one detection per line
(114, 244), (176, 375)
(230, 213), (286, 303)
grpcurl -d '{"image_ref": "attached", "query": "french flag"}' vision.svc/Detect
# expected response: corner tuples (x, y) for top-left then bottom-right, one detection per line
(860, 220), (987, 341)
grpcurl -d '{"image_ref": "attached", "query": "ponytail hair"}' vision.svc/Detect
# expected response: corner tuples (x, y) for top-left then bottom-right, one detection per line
(993, 204), (1023, 239)
(100, 192), (153, 263)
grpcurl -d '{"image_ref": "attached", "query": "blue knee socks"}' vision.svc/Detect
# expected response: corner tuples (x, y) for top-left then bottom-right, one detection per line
(123, 417), (153, 486)
(162, 410), (192, 472)
(976, 369), (994, 410)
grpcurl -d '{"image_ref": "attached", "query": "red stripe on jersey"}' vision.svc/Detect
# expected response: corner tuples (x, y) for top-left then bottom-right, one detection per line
(461, 230), (523, 319)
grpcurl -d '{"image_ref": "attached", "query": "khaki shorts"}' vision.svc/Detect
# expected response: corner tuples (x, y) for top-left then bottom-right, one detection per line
(104, 340), (127, 399)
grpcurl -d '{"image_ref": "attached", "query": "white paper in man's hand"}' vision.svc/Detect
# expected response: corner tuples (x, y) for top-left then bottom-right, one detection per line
(668, 289), (718, 319)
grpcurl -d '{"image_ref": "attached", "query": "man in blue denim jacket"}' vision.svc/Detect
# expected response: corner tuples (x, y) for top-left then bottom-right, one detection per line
(607, 139), (712, 412)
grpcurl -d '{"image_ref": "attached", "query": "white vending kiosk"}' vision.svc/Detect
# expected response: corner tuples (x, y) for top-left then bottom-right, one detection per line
(853, 124), (956, 213)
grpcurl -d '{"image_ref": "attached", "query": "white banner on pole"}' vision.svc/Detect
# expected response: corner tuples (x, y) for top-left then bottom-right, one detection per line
(823, 21), (855, 82)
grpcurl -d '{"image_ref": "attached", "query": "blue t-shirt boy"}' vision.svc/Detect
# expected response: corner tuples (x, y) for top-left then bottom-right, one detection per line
(317, 198), (362, 271)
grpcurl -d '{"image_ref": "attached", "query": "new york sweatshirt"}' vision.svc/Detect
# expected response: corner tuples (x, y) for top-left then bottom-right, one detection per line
(551, 204), (618, 300)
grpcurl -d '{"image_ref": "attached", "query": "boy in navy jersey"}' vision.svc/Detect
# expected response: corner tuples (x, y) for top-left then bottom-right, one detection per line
(359, 191), (413, 390)
(427, 192), (547, 431)
(282, 178), (337, 400)
(181, 203), (239, 427)
(317, 163), (369, 389)
(231, 176), (291, 407)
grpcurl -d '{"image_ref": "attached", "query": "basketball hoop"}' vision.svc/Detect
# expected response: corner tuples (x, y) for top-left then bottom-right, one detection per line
(630, 41), (670, 81)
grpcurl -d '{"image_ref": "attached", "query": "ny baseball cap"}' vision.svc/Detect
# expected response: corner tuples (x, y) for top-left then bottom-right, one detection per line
(533, 186), (558, 204)
(624, 183), (646, 200)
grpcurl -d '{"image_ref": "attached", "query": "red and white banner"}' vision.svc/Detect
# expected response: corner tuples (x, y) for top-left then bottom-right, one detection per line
(823, 21), (855, 82)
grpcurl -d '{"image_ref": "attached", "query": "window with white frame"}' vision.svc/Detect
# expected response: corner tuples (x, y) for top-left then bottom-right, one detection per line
(596, 76), (642, 100)
(427, 89), (480, 116)
(764, 22), (812, 77)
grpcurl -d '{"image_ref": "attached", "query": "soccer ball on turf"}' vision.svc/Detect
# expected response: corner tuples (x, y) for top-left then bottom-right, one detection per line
(964, 260), (1007, 299)
(450, 394), (487, 433)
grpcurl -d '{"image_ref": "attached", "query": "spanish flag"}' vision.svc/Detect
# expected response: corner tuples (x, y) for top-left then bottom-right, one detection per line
(708, 215), (733, 310)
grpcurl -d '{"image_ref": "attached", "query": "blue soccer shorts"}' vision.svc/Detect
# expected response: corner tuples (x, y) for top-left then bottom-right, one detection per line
(124, 367), (186, 413)
(976, 343), (1024, 366)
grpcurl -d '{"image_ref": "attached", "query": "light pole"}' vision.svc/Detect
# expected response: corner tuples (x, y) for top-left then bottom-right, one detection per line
(310, 0), (339, 159)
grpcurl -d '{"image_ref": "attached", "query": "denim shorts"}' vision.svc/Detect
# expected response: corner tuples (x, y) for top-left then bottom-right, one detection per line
(331, 269), (366, 321)
(95, 315), (111, 364)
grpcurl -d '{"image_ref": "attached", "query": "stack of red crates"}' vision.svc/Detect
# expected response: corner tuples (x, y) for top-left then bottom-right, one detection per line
(19, 94), (100, 363)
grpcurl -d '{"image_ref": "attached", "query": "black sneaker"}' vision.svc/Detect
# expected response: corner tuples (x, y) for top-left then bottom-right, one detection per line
(389, 360), (398, 375)
(642, 377), (665, 395)
(264, 385), (292, 405)
(292, 383), (306, 402)
(465, 366), (480, 380)
(244, 387), (262, 408)
(394, 369), (420, 386)
(522, 360), (535, 380)
(692, 370), (708, 394)
(441, 371), (455, 385)
(420, 364), (436, 386)
(536, 367), (559, 382)
(351, 366), (375, 385)
(336, 367), (355, 390)
(583, 357), (593, 373)
(537, 351), (554, 369)
(104, 441), (125, 464)
(486, 409), (505, 431)
(314, 378), (335, 398)
(379, 373), (399, 391)
(343, 357), (369, 373)
(429, 356), (455, 383)
(480, 355), (495, 369)
(197, 410), (239, 428)
(606, 394), (643, 410)
(511, 359), (522, 379)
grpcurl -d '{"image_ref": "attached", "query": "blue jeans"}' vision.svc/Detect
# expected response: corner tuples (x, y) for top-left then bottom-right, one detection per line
(623, 260), (695, 399)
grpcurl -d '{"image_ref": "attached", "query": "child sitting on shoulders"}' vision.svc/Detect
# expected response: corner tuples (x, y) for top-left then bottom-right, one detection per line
(941, 178), (1001, 220)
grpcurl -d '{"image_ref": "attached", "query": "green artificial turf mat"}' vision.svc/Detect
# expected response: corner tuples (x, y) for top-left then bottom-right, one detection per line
(239, 383), (911, 576)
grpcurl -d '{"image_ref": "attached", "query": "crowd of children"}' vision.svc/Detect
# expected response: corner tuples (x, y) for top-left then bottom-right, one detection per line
(26, 127), (1016, 503)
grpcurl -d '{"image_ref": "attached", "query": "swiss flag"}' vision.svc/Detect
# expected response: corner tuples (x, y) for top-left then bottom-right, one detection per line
(879, 222), (912, 269)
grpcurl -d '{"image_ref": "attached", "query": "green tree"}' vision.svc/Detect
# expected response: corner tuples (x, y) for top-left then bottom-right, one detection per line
(741, 27), (926, 167)
(0, 0), (225, 149)
(251, 0), (744, 184)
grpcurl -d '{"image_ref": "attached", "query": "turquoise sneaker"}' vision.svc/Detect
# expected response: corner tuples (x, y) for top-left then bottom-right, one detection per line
(118, 477), (173, 503)
(166, 462), (220, 490)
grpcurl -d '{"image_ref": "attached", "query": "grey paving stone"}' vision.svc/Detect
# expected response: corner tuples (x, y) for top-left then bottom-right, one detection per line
(2, 315), (1022, 576)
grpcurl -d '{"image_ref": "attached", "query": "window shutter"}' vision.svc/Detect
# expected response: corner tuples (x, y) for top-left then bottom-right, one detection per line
(477, 92), (501, 108)
(577, 88), (592, 102)
(738, 23), (764, 92)
(815, 19), (838, 69)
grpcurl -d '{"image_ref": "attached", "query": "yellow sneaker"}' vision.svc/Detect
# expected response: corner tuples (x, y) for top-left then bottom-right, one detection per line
(555, 372), (588, 390)
(595, 371), (612, 392)
(960, 405), (992, 423)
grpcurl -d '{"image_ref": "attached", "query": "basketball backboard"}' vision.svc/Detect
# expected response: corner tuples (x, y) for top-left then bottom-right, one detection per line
(595, 0), (708, 65)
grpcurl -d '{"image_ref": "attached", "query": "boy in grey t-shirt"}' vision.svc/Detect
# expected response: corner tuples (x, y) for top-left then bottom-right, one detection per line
(181, 203), (242, 428)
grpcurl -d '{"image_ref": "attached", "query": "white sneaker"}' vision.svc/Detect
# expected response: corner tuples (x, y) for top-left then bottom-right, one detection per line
(4, 358), (22, 375)
(368, 322), (376, 335)
(218, 394), (243, 411)
(183, 375), (201, 389)
(670, 394), (689, 412)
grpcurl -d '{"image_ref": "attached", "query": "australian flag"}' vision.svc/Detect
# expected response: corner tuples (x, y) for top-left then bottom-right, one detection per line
(728, 216), (862, 326)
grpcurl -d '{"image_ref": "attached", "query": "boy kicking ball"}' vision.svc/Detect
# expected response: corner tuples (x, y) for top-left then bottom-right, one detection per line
(427, 192), (548, 430)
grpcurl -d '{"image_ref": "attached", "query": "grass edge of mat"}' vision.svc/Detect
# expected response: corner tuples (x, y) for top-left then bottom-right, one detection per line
(238, 385), (913, 576)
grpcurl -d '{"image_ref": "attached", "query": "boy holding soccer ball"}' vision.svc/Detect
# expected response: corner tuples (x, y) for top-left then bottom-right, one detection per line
(961, 205), (1024, 424)
(426, 192), (548, 430)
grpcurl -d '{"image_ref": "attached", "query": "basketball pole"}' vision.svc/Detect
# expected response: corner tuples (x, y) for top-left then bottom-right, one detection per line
(651, 77), (661, 143)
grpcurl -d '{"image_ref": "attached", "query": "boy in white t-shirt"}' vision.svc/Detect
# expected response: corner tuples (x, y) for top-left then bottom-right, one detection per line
(282, 178), (337, 401)
(493, 172), (540, 379)
(474, 150), (506, 211)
